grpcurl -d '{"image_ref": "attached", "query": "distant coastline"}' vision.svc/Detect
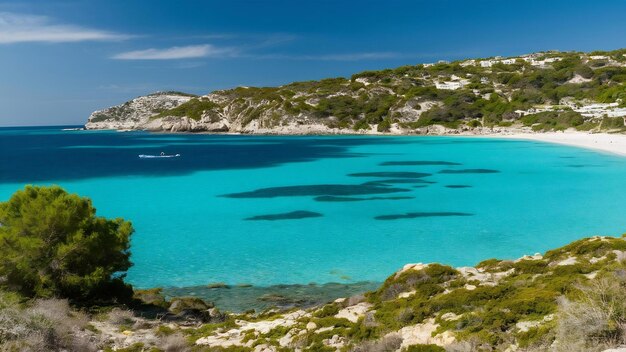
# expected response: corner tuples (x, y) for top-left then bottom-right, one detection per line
(84, 49), (626, 139)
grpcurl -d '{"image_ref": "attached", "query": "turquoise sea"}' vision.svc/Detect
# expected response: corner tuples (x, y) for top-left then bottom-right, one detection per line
(2, 126), (626, 308)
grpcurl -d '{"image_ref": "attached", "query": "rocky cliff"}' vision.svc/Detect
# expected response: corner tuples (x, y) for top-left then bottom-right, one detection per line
(85, 92), (196, 130)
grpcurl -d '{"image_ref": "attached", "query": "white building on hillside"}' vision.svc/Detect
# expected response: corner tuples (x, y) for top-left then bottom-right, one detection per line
(524, 57), (562, 67)
(435, 81), (465, 90)
(478, 57), (517, 67)
(575, 103), (626, 118)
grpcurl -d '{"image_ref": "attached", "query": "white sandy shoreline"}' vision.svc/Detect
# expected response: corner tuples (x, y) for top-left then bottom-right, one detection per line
(89, 125), (626, 157)
(486, 132), (626, 157)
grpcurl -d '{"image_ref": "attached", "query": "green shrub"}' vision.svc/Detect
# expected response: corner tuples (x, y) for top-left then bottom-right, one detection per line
(0, 185), (133, 303)
(314, 303), (340, 318)
(403, 344), (446, 352)
(377, 118), (392, 132)
(601, 116), (625, 130)
(154, 98), (218, 120)
(353, 119), (370, 131)
(520, 111), (585, 131)
(184, 318), (238, 341)
(512, 260), (549, 274)
(467, 119), (482, 127)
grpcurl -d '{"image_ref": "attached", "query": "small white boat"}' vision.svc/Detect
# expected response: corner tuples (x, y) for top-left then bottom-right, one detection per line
(138, 153), (181, 159)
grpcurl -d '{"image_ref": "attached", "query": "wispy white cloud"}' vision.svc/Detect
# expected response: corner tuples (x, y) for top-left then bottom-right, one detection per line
(112, 44), (236, 60)
(0, 12), (131, 44)
(113, 46), (409, 62)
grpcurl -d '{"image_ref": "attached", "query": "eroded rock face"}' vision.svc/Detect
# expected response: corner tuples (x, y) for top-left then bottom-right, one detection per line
(85, 92), (194, 130)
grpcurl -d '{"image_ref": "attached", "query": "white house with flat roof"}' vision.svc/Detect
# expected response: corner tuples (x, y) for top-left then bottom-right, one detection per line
(478, 57), (518, 67)
(523, 57), (562, 67)
(435, 81), (465, 90)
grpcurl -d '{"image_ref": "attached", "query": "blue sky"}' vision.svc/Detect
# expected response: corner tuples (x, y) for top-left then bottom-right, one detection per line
(1, 0), (626, 126)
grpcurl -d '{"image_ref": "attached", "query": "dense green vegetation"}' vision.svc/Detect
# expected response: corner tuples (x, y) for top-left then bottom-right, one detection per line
(144, 49), (626, 132)
(519, 110), (587, 131)
(153, 97), (218, 121)
(0, 186), (134, 304)
(343, 236), (626, 350)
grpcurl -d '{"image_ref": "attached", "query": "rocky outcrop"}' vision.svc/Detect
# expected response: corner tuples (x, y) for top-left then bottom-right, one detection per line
(85, 92), (194, 130)
(84, 88), (383, 134)
(84, 89), (520, 135)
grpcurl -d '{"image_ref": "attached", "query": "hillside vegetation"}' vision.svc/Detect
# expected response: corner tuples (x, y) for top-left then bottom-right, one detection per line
(86, 49), (626, 134)
(180, 236), (626, 352)
(4, 226), (626, 350)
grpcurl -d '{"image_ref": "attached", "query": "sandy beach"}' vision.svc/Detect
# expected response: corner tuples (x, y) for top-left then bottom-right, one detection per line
(493, 132), (626, 157)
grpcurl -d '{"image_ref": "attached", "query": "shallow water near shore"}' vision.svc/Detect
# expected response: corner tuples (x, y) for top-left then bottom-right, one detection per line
(2, 126), (626, 308)
(162, 281), (380, 313)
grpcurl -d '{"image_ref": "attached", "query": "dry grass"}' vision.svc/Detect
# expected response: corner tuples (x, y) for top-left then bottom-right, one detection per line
(0, 293), (99, 352)
(556, 275), (626, 351)
(158, 332), (190, 352)
(106, 307), (135, 326)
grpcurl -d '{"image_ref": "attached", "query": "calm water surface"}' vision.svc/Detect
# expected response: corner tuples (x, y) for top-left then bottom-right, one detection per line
(2, 126), (626, 292)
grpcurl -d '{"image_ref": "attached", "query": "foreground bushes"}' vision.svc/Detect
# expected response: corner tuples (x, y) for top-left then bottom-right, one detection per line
(0, 289), (195, 351)
(345, 236), (626, 350)
(0, 291), (95, 351)
(556, 274), (626, 351)
(0, 186), (134, 303)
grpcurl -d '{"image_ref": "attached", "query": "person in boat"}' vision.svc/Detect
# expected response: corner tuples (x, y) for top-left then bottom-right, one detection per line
(160, 152), (165, 156)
